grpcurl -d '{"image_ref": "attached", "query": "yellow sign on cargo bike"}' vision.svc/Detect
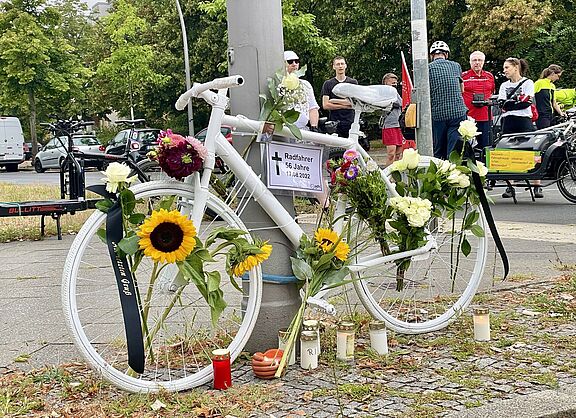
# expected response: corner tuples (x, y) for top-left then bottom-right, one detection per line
(486, 149), (541, 173)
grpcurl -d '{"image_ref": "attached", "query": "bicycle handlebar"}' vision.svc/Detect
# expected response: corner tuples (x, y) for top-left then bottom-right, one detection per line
(175, 75), (244, 110)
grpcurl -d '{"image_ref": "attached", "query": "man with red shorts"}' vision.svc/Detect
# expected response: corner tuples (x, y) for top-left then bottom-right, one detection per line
(381, 73), (403, 166)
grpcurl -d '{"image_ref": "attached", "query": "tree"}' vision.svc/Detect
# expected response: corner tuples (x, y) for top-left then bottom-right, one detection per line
(0, 0), (91, 153)
(92, 0), (170, 121)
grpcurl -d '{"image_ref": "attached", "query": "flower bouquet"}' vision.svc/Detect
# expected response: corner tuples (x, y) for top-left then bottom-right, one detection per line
(259, 67), (309, 140)
(97, 163), (272, 369)
(147, 129), (207, 180)
(275, 227), (351, 377)
(325, 120), (488, 291)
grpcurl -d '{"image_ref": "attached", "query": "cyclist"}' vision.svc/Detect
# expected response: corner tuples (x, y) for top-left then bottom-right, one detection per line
(534, 64), (565, 129)
(428, 41), (468, 160)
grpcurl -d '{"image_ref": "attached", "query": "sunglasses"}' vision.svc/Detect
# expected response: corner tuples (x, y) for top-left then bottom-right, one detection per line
(286, 59), (300, 64)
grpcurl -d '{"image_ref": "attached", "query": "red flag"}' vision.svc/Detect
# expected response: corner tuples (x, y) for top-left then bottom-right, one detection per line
(401, 51), (413, 110)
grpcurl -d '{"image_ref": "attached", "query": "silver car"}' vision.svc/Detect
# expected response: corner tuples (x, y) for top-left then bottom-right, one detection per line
(34, 135), (104, 173)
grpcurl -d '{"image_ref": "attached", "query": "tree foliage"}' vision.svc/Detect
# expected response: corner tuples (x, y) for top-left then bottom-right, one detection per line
(0, 0), (91, 151)
(1, 0), (575, 141)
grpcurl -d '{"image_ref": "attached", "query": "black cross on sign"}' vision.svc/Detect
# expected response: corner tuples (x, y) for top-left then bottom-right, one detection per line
(271, 151), (283, 175)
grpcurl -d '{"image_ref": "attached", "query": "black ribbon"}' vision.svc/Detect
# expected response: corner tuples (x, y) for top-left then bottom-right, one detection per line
(89, 185), (145, 373)
(462, 143), (509, 280)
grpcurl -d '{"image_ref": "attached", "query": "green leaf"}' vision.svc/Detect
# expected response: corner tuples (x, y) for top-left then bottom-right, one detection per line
(96, 198), (115, 212)
(208, 288), (227, 327)
(461, 237), (471, 257)
(158, 196), (176, 211)
(322, 267), (350, 288)
(464, 211), (480, 229)
(206, 270), (221, 293)
(129, 213), (146, 225)
(96, 227), (107, 243)
(286, 122), (302, 140)
(117, 234), (140, 255)
(470, 224), (485, 237)
(283, 109), (300, 123)
(290, 257), (313, 282)
(120, 188), (136, 214)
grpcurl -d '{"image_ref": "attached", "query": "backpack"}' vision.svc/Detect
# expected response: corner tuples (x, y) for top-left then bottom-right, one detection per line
(399, 104), (416, 141)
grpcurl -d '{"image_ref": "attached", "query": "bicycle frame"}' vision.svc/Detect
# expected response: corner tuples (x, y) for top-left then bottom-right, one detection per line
(185, 81), (437, 272)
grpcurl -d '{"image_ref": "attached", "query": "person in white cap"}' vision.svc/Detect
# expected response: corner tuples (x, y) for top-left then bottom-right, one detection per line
(284, 50), (319, 131)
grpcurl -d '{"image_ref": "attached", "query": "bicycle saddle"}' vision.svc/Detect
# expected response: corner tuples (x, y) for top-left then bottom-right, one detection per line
(333, 83), (398, 108)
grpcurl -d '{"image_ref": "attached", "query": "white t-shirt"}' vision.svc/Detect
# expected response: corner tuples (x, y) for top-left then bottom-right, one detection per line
(295, 79), (319, 129)
(498, 77), (534, 118)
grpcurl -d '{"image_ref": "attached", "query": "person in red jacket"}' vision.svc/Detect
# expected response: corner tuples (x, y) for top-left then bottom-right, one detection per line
(462, 51), (495, 150)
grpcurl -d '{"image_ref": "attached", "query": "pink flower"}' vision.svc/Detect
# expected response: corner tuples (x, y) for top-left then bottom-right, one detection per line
(154, 130), (207, 179)
(343, 149), (359, 162)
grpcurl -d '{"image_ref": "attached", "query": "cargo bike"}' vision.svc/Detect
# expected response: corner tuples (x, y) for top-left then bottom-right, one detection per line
(484, 108), (576, 204)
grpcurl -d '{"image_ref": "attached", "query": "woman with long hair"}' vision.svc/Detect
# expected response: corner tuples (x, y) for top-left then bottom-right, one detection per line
(534, 64), (565, 129)
(497, 58), (542, 198)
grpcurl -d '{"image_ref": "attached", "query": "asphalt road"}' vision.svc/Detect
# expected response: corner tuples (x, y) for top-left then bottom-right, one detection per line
(1, 165), (574, 226)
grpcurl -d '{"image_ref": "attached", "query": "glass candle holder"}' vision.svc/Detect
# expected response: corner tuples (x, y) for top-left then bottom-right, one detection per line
(300, 330), (318, 370)
(369, 320), (388, 355)
(212, 348), (232, 390)
(303, 319), (321, 355)
(278, 328), (296, 365)
(472, 307), (490, 341)
(336, 321), (355, 361)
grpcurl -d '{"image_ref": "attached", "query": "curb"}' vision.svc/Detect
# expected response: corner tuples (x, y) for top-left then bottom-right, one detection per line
(447, 384), (576, 417)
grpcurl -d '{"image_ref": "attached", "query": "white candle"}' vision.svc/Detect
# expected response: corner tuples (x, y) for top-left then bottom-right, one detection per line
(278, 328), (296, 365)
(300, 331), (318, 370)
(336, 321), (355, 361)
(473, 307), (491, 341)
(303, 319), (321, 355)
(369, 320), (388, 355)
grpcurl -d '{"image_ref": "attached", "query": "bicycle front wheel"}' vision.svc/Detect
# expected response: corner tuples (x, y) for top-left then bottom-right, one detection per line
(353, 161), (488, 334)
(62, 181), (262, 392)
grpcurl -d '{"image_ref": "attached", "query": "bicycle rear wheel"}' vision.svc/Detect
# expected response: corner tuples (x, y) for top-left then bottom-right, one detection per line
(62, 181), (262, 392)
(353, 161), (488, 334)
(557, 158), (576, 203)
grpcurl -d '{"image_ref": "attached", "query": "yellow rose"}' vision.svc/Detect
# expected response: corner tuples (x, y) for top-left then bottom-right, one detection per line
(281, 73), (300, 90)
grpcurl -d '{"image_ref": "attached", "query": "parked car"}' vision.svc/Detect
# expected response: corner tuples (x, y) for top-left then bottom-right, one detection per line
(34, 134), (104, 173)
(105, 128), (161, 162)
(0, 116), (25, 172)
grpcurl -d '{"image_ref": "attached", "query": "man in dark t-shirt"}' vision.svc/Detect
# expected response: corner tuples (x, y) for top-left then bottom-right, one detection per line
(321, 56), (358, 137)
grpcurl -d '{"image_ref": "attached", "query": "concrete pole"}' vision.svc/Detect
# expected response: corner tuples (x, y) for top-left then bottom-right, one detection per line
(226, 1), (300, 352)
(410, 0), (434, 156)
(175, 0), (194, 135)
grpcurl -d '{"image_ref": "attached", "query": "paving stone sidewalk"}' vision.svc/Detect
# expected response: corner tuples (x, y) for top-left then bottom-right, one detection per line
(1, 218), (575, 417)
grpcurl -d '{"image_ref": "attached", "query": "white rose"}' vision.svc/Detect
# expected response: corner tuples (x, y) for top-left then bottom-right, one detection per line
(438, 160), (456, 174)
(281, 73), (300, 90)
(402, 148), (420, 169)
(476, 161), (488, 177)
(366, 159), (379, 172)
(458, 119), (478, 140)
(389, 159), (407, 172)
(102, 162), (136, 193)
(408, 213), (427, 228)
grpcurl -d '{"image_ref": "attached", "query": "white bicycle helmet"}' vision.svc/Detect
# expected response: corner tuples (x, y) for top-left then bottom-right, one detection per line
(430, 41), (450, 55)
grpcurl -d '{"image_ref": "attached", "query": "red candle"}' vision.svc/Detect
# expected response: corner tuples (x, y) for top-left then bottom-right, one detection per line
(212, 349), (232, 390)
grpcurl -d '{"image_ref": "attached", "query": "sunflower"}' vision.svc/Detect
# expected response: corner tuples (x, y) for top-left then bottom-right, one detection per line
(137, 209), (197, 263)
(315, 228), (349, 261)
(334, 241), (350, 261)
(231, 242), (272, 277)
(314, 228), (339, 253)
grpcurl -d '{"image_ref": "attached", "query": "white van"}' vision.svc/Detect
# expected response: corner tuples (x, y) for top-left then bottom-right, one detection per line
(0, 116), (25, 172)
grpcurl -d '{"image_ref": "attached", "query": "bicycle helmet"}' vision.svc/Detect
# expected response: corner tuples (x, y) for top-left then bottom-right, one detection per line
(430, 41), (450, 55)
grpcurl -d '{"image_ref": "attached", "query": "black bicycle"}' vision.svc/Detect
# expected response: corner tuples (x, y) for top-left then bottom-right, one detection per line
(0, 119), (156, 238)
